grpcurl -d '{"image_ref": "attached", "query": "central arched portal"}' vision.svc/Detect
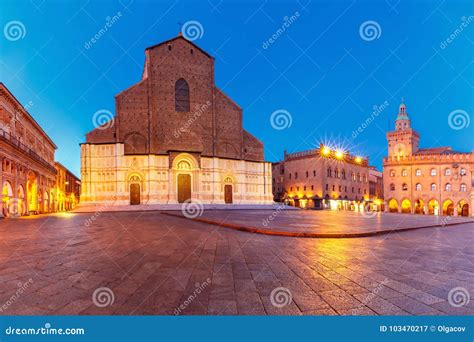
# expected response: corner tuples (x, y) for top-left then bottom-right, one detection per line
(177, 174), (191, 203)
(224, 185), (233, 204)
(224, 177), (233, 204)
(130, 183), (141, 205)
(129, 175), (142, 205)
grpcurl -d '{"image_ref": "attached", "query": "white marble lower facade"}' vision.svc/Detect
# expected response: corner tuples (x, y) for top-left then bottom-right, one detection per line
(79, 143), (274, 206)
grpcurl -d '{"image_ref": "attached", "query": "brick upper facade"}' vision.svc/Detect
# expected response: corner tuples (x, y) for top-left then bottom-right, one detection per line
(86, 35), (264, 162)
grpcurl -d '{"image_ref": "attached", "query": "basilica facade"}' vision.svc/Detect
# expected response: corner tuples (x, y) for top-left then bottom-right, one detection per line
(80, 35), (273, 206)
(383, 102), (473, 216)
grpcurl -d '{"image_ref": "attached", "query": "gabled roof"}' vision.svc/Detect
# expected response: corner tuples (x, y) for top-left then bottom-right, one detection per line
(145, 34), (214, 59)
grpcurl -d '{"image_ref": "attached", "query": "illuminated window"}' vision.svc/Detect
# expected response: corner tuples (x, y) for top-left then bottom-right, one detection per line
(402, 183), (408, 191)
(460, 184), (467, 192)
(430, 169), (436, 176)
(431, 183), (436, 191)
(460, 168), (466, 176)
(445, 183), (451, 192)
(390, 170), (395, 177)
(415, 183), (421, 191)
(402, 169), (407, 177)
(175, 78), (190, 112)
(415, 169), (421, 176)
(444, 169), (451, 176)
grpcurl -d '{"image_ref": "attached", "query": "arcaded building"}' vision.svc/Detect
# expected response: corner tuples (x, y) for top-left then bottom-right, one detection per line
(0, 83), (57, 217)
(383, 102), (473, 216)
(80, 34), (273, 206)
(272, 144), (376, 210)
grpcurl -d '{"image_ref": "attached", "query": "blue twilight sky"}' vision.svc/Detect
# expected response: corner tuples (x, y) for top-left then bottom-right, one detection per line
(1, 0), (473, 176)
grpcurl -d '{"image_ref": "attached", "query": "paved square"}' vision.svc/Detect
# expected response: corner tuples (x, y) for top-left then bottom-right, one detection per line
(0, 211), (473, 315)
(187, 209), (474, 235)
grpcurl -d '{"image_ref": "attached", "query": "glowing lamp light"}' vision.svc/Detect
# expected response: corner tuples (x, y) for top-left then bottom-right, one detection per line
(335, 150), (344, 159)
(321, 147), (331, 156)
(355, 156), (362, 163)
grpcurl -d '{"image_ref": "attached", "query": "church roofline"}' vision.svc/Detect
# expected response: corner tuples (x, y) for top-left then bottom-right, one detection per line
(144, 35), (215, 60)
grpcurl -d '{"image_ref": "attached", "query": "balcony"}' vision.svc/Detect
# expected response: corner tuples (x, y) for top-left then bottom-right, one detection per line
(0, 128), (56, 174)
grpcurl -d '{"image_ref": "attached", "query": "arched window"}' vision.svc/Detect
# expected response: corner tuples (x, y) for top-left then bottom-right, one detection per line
(341, 169), (346, 179)
(430, 168), (436, 176)
(327, 167), (332, 177)
(460, 184), (467, 192)
(415, 169), (421, 176)
(402, 183), (408, 191)
(390, 183), (395, 191)
(444, 168), (451, 176)
(431, 183), (437, 191)
(415, 183), (421, 191)
(334, 168), (339, 178)
(445, 183), (451, 192)
(390, 170), (395, 177)
(402, 169), (407, 177)
(175, 78), (190, 112)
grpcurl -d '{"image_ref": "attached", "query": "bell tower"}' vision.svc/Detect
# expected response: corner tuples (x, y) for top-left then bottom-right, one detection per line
(387, 100), (419, 158)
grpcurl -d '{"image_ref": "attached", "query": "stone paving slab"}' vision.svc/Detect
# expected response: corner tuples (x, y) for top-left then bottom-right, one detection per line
(166, 210), (474, 238)
(0, 211), (472, 316)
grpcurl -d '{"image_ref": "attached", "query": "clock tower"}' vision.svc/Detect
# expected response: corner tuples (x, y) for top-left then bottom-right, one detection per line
(387, 100), (419, 158)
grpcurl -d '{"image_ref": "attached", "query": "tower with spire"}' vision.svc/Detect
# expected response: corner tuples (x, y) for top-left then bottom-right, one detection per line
(386, 99), (419, 158)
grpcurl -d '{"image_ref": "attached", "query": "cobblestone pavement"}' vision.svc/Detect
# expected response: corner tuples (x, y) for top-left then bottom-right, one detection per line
(190, 210), (474, 234)
(0, 211), (473, 315)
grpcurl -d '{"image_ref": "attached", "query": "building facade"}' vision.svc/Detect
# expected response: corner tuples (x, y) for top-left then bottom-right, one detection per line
(272, 144), (378, 211)
(368, 167), (384, 211)
(55, 162), (81, 211)
(0, 83), (57, 217)
(80, 35), (273, 206)
(383, 102), (473, 216)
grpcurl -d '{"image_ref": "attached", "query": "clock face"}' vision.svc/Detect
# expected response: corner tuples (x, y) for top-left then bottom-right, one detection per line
(394, 143), (407, 157)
